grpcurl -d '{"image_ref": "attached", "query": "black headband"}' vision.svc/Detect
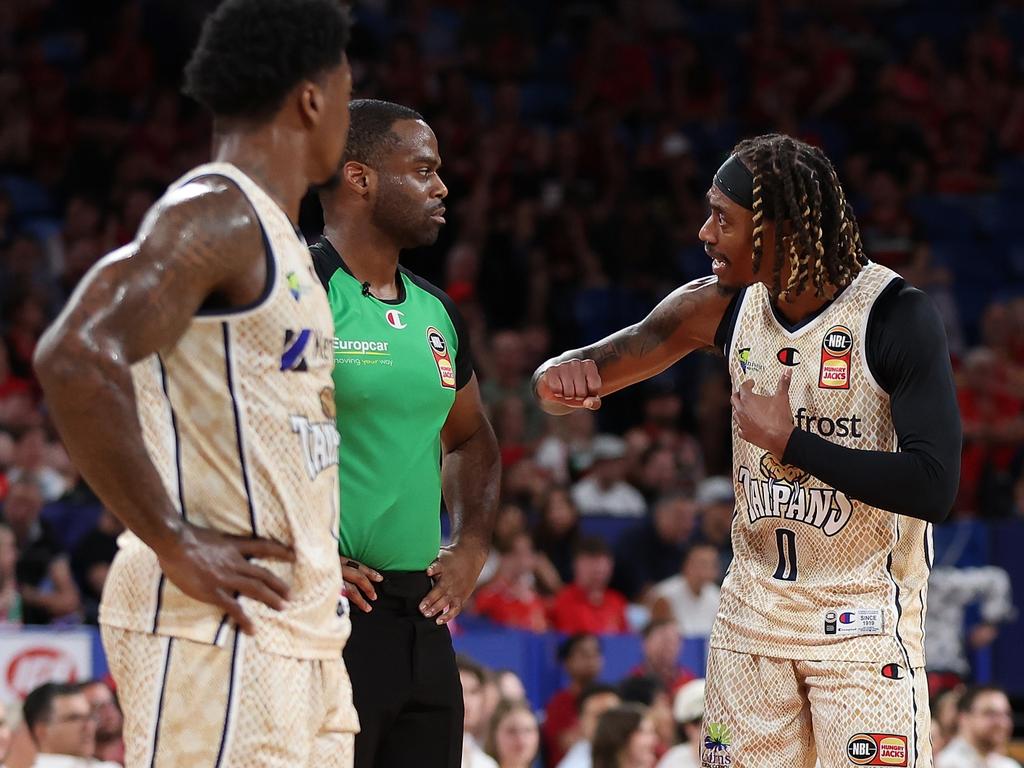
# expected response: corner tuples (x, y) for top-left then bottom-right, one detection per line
(714, 154), (754, 211)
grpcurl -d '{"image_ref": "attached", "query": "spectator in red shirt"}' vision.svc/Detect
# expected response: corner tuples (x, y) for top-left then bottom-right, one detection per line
(629, 619), (696, 695)
(474, 531), (549, 631)
(549, 536), (628, 634)
(542, 633), (604, 766)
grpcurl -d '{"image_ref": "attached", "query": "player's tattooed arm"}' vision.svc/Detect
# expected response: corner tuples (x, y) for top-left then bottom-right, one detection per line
(532, 276), (737, 414)
(35, 181), (294, 634)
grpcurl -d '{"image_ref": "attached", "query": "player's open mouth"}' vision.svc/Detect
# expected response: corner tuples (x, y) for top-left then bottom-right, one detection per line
(710, 255), (728, 274)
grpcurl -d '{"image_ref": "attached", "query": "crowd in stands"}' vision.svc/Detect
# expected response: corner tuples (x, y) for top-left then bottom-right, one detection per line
(0, 0), (1023, 765)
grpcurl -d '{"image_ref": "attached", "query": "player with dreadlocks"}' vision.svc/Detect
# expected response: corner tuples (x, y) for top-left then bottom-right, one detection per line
(532, 133), (961, 767)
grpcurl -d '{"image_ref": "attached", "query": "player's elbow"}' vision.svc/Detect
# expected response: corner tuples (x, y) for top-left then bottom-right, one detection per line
(35, 326), (118, 398)
(33, 326), (77, 392)
(900, 477), (957, 523)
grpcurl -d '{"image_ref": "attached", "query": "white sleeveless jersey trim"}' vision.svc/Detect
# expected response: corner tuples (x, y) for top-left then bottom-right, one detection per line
(169, 162), (287, 323)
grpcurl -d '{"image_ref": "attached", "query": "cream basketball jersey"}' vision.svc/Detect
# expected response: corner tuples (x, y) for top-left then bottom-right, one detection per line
(100, 162), (348, 660)
(711, 262), (930, 667)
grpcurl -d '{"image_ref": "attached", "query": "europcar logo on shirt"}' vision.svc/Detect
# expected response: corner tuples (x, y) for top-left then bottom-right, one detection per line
(847, 733), (908, 766)
(426, 326), (456, 389)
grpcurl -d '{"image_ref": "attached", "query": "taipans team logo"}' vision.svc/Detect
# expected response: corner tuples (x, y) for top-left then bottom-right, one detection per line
(759, 452), (809, 485)
(739, 451), (853, 535)
(426, 326), (456, 389)
(777, 347), (800, 366)
(819, 324), (853, 389)
(847, 734), (908, 766)
(385, 309), (407, 329)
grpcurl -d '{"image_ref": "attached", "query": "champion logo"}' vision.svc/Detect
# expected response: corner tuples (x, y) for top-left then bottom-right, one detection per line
(777, 347), (800, 366)
(881, 663), (904, 680)
(385, 309), (407, 329)
(840, 612), (856, 624)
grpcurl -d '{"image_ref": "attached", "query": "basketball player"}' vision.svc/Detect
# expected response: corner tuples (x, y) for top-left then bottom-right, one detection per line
(34, 1), (355, 765)
(310, 99), (500, 768)
(532, 134), (961, 768)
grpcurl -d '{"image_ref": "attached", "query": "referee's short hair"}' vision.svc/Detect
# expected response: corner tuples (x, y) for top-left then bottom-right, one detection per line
(343, 99), (424, 167)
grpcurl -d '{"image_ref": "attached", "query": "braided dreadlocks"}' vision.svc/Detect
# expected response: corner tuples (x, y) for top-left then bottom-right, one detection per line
(732, 133), (868, 301)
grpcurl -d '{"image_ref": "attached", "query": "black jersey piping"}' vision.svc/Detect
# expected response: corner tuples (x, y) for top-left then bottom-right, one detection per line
(213, 628), (242, 767)
(222, 323), (259, 537)
(152, 356), (188, 634)
(192, 176), (278, 317)
(715, 288), (745, 355)
(147, 637), (173, 768)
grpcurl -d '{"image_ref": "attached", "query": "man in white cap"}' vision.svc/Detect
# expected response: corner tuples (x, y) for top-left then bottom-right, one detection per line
(657, 679), (705, 768)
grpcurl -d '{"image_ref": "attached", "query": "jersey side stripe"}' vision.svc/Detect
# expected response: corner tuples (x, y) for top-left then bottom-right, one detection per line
(147, 636), (173, 768)
(222, 322), (259, 536)
(213, 629), (243, 767)
(152, 356), (188, 634)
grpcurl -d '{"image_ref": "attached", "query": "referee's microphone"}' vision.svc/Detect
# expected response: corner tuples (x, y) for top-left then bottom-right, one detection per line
(361, 281), (371, 297)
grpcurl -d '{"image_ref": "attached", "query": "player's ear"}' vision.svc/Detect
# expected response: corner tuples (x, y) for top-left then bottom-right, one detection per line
(343, 162), (373, 198)
(297, 79), (326, 129)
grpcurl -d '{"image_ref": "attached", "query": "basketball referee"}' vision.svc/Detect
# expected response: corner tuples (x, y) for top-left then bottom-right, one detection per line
(311, 100), (500, 768)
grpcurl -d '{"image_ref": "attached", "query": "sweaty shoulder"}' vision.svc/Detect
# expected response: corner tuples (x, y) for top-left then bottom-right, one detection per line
(142, 177), (262, 267)
(865, 279), (948, 393)
(139, 176), (269, 313)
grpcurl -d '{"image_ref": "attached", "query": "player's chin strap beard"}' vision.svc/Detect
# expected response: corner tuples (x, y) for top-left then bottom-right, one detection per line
(714, 154), (754, 211)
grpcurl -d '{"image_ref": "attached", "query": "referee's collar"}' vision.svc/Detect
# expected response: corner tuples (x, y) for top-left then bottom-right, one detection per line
(314, 235), (407, 304)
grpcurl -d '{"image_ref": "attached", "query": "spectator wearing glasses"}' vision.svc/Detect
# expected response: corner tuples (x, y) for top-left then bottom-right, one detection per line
(22, 683), (119, 767)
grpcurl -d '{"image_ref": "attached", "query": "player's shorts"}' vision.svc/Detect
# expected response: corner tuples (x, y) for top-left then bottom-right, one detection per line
(102, 625), (358, 768)
(702, 647), (931, 768)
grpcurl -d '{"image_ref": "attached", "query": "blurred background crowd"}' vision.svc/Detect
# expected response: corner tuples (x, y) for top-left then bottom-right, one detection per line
(0, 0), (1023, 765)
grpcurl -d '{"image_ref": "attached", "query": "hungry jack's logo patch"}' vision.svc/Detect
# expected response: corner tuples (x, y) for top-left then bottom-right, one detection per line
(819, 325), (852, 389)
(426, 327), (456, 389)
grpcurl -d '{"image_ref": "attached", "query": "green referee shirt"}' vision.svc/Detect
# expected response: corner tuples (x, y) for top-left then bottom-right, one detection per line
(310, 236), (473, 571)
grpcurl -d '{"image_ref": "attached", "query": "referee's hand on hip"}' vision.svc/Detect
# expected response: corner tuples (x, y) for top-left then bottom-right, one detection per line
(341, 558), (383, 613)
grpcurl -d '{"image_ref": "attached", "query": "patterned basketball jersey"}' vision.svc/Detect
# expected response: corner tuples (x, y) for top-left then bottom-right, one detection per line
(100, 162), (348, 660)
(711, 262), (931, 667)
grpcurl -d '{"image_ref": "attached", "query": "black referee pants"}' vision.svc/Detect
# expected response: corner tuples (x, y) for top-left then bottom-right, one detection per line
(344, 570), (464, 768)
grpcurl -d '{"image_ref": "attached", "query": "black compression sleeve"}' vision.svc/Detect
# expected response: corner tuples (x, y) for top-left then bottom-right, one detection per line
(781, 281), (961, 522)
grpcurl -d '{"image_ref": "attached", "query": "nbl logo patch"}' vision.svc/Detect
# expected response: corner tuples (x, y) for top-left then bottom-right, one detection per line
(847, 733), (908, 766)
(819, 324), (853, 389)
(426, 327), (456, 389)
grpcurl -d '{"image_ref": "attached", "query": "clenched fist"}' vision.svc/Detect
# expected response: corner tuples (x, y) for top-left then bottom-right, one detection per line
(534, 359), (603, 412)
